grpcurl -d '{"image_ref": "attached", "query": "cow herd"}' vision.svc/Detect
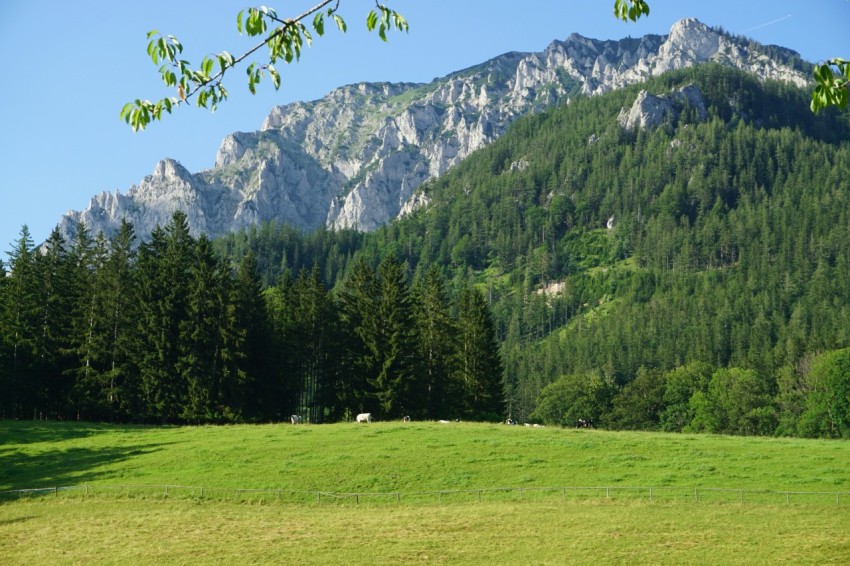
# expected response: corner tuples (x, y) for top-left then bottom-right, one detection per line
(287, 413), (577, 427)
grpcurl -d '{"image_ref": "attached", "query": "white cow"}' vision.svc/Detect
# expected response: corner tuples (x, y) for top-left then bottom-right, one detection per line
(356, 412), (372, 423)
(290, 415), (303, 425)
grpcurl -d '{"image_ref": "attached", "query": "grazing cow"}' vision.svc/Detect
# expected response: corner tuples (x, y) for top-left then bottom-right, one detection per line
(403, 416), (411, 422)
(290, 415), (303, 425)
(577, 419), (594, 428)
(438, 419), (451, 424)
(505, 418), (517, 425)
(356, 412), (372, 423)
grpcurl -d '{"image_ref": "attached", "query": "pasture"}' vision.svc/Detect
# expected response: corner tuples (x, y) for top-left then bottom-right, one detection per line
(1, 420), (849, 564)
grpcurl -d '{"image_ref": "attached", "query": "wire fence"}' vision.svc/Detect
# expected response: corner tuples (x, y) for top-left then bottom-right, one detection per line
(1, 484), (848, 507)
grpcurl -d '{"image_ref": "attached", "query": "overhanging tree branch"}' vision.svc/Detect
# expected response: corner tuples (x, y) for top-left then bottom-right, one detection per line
(121, 1), (406, 132)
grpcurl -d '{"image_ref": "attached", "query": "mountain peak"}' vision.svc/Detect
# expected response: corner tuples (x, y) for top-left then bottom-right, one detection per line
(57, 20), (814, 243)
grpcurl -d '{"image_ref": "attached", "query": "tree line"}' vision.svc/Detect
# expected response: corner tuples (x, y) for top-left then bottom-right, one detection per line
(0, 212), (503, 423)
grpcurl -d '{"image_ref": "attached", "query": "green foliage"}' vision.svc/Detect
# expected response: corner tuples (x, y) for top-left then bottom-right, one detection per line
(614, 0), (650, 22)
(529, 371), (614, 426)
(688, 368), (777, 435)
(797, 348), (850, 438)
(811, 58), (850, 113)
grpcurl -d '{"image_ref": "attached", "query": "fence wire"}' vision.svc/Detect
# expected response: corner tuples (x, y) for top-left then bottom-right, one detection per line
(1, 484), (847, 507)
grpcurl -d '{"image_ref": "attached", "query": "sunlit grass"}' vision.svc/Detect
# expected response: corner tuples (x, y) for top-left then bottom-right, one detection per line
(1, 498), (848, 565)
(2, 420), (849, 563)
(2, 420), (849, 494)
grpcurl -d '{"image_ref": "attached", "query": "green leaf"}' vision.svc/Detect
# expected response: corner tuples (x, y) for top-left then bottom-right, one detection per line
(366, 11), (378, 31)
(333, 14), (347, 32)
(269, 64), (281, 89)
(313, 13), (324, 36)
(237, 10), (244, 34)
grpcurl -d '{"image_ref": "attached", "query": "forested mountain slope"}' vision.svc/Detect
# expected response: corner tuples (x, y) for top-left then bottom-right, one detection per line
(220, 64), (850, 435)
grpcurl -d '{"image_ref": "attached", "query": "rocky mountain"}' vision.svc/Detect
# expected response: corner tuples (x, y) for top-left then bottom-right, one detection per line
(58, 18), (810, 242)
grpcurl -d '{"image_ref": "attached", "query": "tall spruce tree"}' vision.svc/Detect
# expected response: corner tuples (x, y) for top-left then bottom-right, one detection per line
(414, 266), (459, 418)
(233, 251), (273, 421)
(338, 257), (380, 418)
(290, 265), (340, 423)
(456, 284), (504, 420)
(373, 255), (423, 419)
(103, 220), (140, 420)
(2, 227), (40, 418)
(136, 213), (195, 422)
(178, 234), (243, 423)
(33, 227), (75, 417)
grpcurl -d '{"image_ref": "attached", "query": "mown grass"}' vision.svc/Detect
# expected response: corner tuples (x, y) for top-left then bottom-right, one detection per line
(1, 421), (849, 564)
(2, 498), (849, 565)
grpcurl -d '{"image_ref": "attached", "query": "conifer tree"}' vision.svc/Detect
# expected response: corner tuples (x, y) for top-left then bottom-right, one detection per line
(33, 227), (75, 417)
(414, 265), (458, 418)
(2, 227), (40, 418)
(456, 284), (504, 420)
(233, 251), (273, 420)
(136, 213), (195, 422)
(103, 220), (140, 419)
(179, 234), (243, 422)
(374, 254), (423, 418)
(338, 257), (380, 417)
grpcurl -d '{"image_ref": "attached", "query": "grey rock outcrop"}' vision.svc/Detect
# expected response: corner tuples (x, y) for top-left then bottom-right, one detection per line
(618, 84), (708, 130)
(58, 18), (811, 242)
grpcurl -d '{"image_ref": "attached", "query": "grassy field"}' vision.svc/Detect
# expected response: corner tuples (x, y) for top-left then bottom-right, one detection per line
(2, 420), (849, 564)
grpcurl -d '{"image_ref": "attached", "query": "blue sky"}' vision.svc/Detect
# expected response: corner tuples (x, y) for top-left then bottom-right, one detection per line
(0, 0), (847, 256)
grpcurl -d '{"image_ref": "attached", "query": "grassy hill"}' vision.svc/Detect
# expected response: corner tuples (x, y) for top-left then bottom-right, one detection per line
(1, 421), (849, 564)
(3, 420), (849, 494)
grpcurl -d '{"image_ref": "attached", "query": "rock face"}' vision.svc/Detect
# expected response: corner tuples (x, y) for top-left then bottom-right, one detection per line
(59, 18), (810, 242)
(618, 84), (709, 130)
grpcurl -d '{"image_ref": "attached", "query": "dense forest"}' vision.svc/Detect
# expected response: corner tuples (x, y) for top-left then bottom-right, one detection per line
(0, 214), (503, 423)
(3, 64), (850, 437)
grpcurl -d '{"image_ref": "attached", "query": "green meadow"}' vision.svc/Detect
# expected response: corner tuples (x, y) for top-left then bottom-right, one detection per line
(2, 421), (849, 564)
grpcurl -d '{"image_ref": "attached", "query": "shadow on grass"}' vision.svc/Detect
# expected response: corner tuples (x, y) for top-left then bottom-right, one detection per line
(0, 421), (167, 491)
(0, 420), (164, 446)
(0, 443), (163, 491)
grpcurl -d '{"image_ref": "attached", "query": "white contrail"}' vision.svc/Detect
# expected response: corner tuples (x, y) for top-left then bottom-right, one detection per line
(745, 14), (792, 32)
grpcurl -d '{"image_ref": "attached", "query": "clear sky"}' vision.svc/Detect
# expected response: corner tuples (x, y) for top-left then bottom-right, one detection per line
(0, 0), (847, 257)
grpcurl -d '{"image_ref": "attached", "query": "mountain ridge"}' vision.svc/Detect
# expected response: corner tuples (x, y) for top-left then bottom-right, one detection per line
(58, 18), (811, 243)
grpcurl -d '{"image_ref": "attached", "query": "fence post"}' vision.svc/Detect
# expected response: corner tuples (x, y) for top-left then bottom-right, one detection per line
(695, 488), (699, 503)
(396, 492), (400, 503)
(201, 487), (204, 498)
(317, 492), (321, 504)
(356, 494), (359, 504)
(165, 485), (169, 497)
(740, 490), (743, 503)
(477, 490), (481, 502)
(649, 487), (652, 502)
(85, 483), (88, 497)
(786, 492), (789, 504)
(439, 491), (442, 504)
(606, 487), (610, 499)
